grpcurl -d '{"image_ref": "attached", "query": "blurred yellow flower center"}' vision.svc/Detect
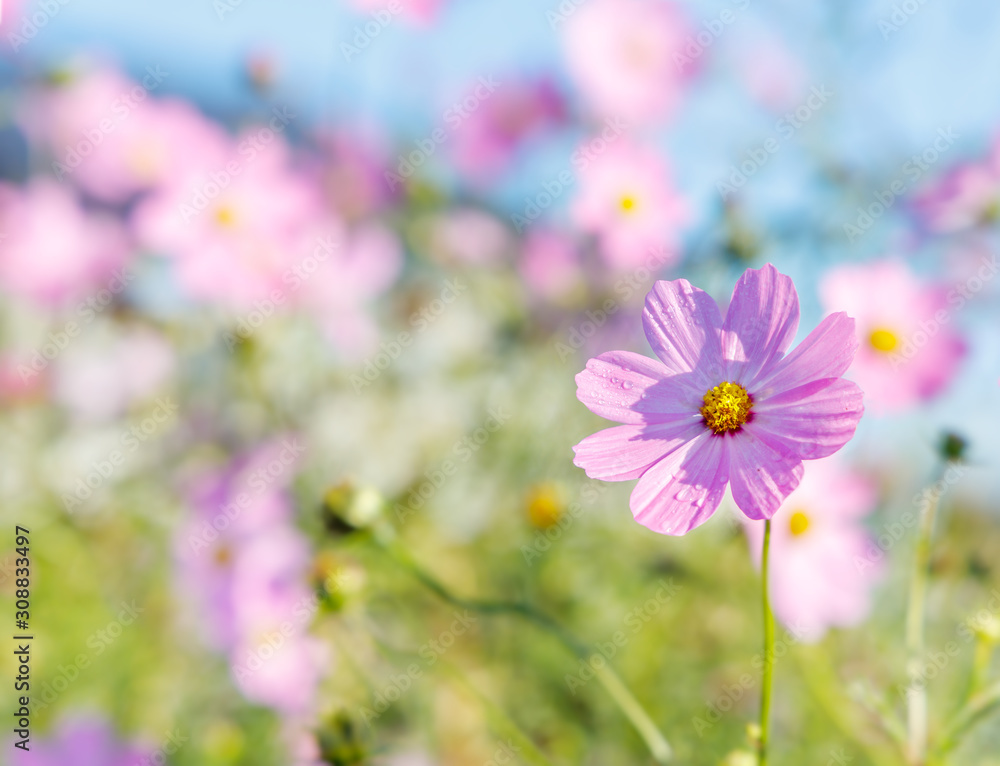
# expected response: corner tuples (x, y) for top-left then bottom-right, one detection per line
(619, 195), (637, 213)
(526, 483), (563, 529)
(869, 328), (898, 353)
(215, 206), (237, 227)
(789, 511), (810, 537)
(700, 381), (753, 434)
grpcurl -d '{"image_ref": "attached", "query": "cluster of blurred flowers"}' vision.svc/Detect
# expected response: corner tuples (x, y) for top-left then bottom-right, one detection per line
(2, 0), (999, 762)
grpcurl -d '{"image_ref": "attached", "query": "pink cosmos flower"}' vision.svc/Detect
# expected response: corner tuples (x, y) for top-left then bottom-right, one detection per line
(572, 264), (864, 535)
(912, 134), (1000, 232)
(743, 457), (882, 641)
(0, 179), (130, 307)
(451, 78), (566, 179)
(820, 259), (966, 413)
(22, 67), (229, 204)
(14, 716), (153, 766)
(133, 131), (325, 308)
(562, 0), (692, 124)
(572, 140), (687, 270)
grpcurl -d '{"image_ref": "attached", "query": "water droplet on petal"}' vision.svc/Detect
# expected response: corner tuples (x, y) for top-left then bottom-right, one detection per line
(622, 381), (633, 390)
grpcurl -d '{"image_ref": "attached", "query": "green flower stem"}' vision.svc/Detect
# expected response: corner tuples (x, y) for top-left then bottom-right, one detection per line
(759, 519), (775, 766)
(933, 680), (1000, 757)
(905, 472), (945, 765)
(372, 527), (673, 763)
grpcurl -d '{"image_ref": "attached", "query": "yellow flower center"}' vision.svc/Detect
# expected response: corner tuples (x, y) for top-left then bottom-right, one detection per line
(619, 195), (637, 213)
(869, 328), (898, 353)
(700, 381), (753, 434)
(215, 206), (237, 227)
(526, 483), (563, 529)
(789, 511), (810, 537)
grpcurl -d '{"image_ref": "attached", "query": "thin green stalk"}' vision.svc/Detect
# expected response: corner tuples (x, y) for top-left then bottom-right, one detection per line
(794, 646), (903, 766)
(759, 519), (775, 766)
(933, 680), (1000, 756)
(373, 530), (672, 763)
(905, 478), (943, 765)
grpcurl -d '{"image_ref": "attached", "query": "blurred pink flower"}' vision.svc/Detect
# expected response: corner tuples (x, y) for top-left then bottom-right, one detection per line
(821, 260), (966, 413)
(732, 33), (808, 112)
(451, 78), (566, 179)
(0, 179), (130, 306)
(425, 207), (511, 266)
(316, 130), (397, 221)
(175, 440), (304, 649)
(744, 457), (882, 642)
(53, 326), (175, 421)
(299, 220), (402, 358)
(22, 67), (228, 203)
(563, 0), (692, 124)
(912, 135), (1000, 232)
(519, 227), (583, 301)
(15, 716), (153, 766)
(133, 131), (325, 308)
(572, 140), (687, 270)
(573, 264), (864, 535)
(174, 439), (326, 714)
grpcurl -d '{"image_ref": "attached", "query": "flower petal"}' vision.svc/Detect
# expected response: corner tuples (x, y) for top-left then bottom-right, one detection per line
(629, 430), (730, 535)
(752, 312), (859, 396)
(573, 419), (703, 481)
(575, 350), (703, 424)
(729, 431), (804, 520)
(642, 279), (725, 387)
(751, 378), (865, 460)
(723, 263), (799, 385)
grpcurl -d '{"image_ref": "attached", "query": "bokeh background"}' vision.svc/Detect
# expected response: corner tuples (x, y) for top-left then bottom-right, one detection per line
(1, 0), (999, 764)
